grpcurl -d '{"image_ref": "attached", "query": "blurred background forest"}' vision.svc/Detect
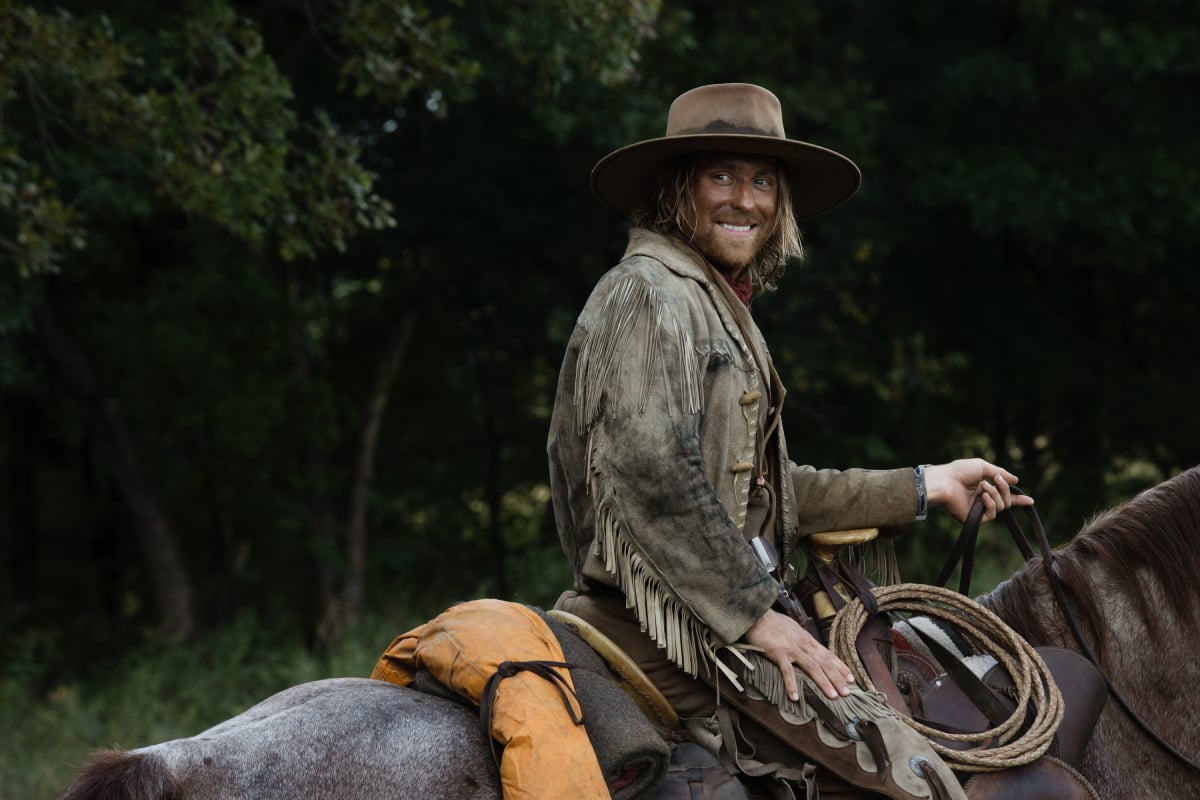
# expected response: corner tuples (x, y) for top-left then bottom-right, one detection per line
(2, 0), (1199, 795)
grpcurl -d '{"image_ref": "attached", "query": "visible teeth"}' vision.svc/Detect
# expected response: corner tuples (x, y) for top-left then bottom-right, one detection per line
(720, 223), (752, 232)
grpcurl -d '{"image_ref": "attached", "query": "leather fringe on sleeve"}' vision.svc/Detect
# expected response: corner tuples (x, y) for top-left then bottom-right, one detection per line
(574, 276), (703, 435)
(572, 274), (717, 680)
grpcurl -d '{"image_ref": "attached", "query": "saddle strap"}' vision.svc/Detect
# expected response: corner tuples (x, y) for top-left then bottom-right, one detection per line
(856, 615), (909, 717)
(480, 659), (583, 767)
(905, 622), (1013, 730)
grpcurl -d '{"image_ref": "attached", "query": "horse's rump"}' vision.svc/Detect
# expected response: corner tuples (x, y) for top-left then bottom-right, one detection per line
(60, 678), (501, 800)
(60, 749), (180, 800)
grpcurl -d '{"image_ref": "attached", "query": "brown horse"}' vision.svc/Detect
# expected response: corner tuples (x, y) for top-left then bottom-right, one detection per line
(979, 465), (1200, 799)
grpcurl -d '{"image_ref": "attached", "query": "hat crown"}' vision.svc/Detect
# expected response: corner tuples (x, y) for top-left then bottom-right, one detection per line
(665, 83), (786, 139)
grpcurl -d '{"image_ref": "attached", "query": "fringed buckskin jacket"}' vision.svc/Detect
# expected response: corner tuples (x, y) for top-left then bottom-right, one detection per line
(548, 228), (918, 679)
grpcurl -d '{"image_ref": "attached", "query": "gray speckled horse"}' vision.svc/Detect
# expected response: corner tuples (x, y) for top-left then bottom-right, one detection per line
(58, 608), (671, 800)
(59, 678), (501, 800)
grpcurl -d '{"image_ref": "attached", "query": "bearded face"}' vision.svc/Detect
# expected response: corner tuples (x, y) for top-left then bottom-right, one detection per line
(682, 153), (779, 277)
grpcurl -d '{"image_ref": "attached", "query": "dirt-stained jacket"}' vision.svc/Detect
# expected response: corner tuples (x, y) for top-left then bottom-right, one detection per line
(548, 228), (917, 678)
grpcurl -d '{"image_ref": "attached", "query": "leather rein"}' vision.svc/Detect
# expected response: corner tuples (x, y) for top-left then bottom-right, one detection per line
(936, 491), (1200, 772)
(935, 488), (1200, 773)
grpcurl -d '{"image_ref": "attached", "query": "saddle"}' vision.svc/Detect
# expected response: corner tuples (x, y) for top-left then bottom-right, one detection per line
(553, 526), (1108, 799)
(897, 640), (1106, 769)
(802, 529), (1105, 800)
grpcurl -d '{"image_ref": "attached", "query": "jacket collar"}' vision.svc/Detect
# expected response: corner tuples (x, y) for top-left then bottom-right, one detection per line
(622, 228), (785, 417)
(622, 227), (754, 342)
(623, 227), (714, 286)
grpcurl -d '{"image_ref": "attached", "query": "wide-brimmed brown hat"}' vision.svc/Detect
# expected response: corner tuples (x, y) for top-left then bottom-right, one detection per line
(591, 83), (861, 221)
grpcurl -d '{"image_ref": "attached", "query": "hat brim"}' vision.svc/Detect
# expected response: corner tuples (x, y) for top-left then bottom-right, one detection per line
(590, 133), (862, 221)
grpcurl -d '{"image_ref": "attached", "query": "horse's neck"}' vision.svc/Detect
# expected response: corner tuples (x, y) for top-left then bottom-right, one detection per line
(980, 569), (1063, 648)
(990, 564), (1200, 796)
(1082, 576), (1200, 795)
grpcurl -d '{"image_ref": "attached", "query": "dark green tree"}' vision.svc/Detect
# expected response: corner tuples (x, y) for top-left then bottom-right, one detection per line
(3, 0), (1197, 683)
(0, 0), (667, 667)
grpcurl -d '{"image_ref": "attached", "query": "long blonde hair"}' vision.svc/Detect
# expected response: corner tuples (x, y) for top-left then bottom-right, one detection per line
(631, 154), (804, 294)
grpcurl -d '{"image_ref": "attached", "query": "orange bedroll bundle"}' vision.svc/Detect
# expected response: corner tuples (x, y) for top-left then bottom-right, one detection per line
(370, 598), (609, 800)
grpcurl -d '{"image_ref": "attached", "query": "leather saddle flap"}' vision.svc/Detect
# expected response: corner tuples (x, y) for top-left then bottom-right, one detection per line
(963, 755), (1098, 800)
(982, 646), (1106, 768)
(898, 646), (1105, 768)
(912, 667), (997, 751)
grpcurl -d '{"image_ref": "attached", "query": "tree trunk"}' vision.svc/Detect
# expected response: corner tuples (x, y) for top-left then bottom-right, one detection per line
(340, 311), (417, 627)
(32, 299), (196, 640)
(284, 269), (416, 646)
(472, 317), (509, 600)
(281, 267), (342, 645)
(5, 392), (39, 623)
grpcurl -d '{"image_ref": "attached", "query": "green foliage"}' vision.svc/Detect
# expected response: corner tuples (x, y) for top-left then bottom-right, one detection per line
(488, 0), (662, 91)
(0, 5), (112, 281)
(143, 4), (301, 246)
(0, 153), (86, 280)
(826, 0), (1200, 525)
(0, 2), (395, 280)
(337, 0), (481, 104)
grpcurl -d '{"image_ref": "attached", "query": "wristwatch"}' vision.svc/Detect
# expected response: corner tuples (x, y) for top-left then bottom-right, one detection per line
(914, 464), (931, 521)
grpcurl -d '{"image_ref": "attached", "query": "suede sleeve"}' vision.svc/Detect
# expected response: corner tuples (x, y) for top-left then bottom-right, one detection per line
(788, 464), (918, 537)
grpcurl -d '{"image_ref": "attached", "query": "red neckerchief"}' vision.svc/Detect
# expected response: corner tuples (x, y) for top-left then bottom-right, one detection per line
(666, 231), (754, 305)
(721, 271), (753, 305)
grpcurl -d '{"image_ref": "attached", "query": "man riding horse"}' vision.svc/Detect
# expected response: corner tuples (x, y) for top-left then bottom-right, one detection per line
(547, 82), (1034, 798)
(55, 79), (1185, 800)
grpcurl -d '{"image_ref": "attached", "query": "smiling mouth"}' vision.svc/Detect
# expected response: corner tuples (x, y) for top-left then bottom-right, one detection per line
(718, 222), (755, 234)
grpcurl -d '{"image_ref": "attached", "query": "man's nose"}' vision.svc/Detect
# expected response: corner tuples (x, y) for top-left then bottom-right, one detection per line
(730, 180), (754, 209)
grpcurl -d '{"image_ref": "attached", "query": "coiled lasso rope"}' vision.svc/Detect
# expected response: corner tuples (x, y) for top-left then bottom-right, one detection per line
(828, 583), (1064, 773)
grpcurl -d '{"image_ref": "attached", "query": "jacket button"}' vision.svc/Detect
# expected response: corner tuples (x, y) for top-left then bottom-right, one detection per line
(731, 461), (754, 473)
(739, 391), (761, 406)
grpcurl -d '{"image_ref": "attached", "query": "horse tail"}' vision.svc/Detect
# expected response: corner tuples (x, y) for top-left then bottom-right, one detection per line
(60, 749), (182, 800)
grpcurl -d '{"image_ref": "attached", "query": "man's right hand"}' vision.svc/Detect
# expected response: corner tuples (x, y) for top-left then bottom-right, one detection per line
(742, 607), (854, 701)
(925, 458), (1034, 523)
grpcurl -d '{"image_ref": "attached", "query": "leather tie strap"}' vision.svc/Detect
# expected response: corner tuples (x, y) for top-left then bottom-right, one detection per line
(805, 687), (893, 782)
(856, 618), (910, 717)
(479, 659), (583, 768)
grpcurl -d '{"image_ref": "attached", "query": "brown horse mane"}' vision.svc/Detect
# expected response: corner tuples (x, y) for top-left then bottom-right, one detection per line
(983, 465), (1200, 661)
